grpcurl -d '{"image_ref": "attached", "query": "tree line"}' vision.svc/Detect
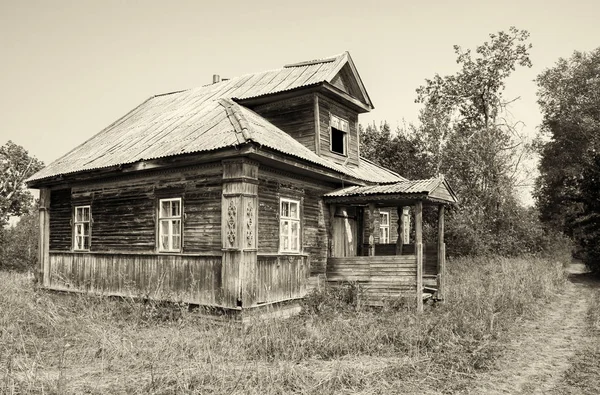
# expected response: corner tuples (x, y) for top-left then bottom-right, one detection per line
(1, 28), (599, 271)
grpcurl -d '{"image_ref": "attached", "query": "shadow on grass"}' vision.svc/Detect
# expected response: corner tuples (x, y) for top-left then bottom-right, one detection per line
(567, 270), (600, 288)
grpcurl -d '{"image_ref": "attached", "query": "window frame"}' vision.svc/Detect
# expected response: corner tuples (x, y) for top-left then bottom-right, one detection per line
(279, 197), (301, 254)
(157, 197), (183, 253)
(379, 211), (390, 244)
(329, 114), (349, 156)
(73, 205), (91, 251)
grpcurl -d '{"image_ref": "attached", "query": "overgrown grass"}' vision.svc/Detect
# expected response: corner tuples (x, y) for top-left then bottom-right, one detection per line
(0, 255), (567, 394)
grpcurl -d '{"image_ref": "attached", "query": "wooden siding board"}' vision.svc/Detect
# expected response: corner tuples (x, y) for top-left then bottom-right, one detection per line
(49, 167), (223, 254)
(317, 94), (359, 167)
(252, 95), (316, 153)
(49, 188), (72, 251)
(48, 252), (227, 307)
(326, 255), (418, 302)
(257, 167), (333, 275)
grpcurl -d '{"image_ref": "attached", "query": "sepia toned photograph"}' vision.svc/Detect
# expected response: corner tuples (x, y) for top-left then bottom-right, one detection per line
(1, 0), (600, 393)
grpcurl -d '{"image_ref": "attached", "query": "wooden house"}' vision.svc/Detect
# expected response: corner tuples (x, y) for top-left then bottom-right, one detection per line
(27, 52), (457, 319)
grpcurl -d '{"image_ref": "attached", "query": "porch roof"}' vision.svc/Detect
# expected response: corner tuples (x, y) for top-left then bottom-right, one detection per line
(324, 176), (458, 205)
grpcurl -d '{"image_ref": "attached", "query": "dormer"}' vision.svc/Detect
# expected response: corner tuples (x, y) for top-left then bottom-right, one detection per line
(239, 52), (373, 168)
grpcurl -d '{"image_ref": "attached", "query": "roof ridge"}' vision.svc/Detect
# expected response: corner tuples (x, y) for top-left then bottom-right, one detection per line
(284, 53), (345, 68)
(218, 98), (253, 144)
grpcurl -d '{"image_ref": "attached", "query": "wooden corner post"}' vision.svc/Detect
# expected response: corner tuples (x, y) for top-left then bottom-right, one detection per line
(438, 205), (446, 302)
(38, 188), (51, 286)
(222, 159), (259, 310)
(415, 200), (423, 312)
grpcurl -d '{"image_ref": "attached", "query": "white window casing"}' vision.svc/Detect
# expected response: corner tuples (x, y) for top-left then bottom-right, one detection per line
(330, 114), (349, 156)
(73, 205), (91, 251)
(280, 197), (301, 253)
(379, 211), (390, 244)
(158, 198), (182, 252)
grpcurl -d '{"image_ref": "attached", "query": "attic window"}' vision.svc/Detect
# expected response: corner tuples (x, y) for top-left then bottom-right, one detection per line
(330, 114), (349, 156)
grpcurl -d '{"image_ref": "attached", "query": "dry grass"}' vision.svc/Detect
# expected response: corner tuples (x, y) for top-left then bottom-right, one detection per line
(0, 255), (567, 394)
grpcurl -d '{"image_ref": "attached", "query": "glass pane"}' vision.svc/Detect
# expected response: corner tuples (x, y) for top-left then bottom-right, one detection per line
(160, 201), (170, 218)
(172, 235), (181, 250)
(171, 200), (181, 217)
(291, 221), (299, 251)
(83, 236), (89, 250)
(83, 207), (90, 222)
(75, 208), (82, 222)
(281, 220), (289, 235)
(282, 235), (289, 251)
(380, 213), (388, 225)
(171, 220), (181, 235)
(83, 223), (89, 237)
(290, 202), (298, 219)
(281, 201), (289, 217)
(160, 220), (170, 237)
(161, 235), (169, 250)
(75, 236), (81, 250)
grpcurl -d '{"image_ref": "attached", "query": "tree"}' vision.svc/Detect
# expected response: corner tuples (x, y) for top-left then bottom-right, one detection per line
(0, 141), (44, 226)
(535, 48), (600, 269)
(412, 27), (535, 255)
(360, 121), (431, 180)
(0, 206), (39, 271)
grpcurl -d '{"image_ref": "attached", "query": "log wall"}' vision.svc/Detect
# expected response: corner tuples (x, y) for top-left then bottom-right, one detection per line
(257, 167), (333, 276)
(48, 165), (222, 253)
(252, 94), (316, 152)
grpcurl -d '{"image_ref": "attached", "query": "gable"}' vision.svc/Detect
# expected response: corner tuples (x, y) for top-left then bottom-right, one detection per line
(429, 180), (459, 203)
(330, 63), (367, 104)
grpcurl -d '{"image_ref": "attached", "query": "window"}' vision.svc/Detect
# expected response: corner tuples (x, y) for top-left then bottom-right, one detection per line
(330, 114), (349, 155)
(158, 198), (182, 252)
(379, 211), (390, 244)
(73, 205), (91, 250)
(280, 198), (300, 253)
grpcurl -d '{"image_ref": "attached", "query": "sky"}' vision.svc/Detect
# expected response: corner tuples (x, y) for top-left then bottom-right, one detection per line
(1, 0), (599, 203)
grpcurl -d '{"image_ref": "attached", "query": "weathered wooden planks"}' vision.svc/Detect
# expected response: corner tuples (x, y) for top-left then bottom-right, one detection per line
(47, 252), (226, 307)
(317, 94), (359, 167)
(252, 94), (317, 152)
(257, 167), (332, 275)
(48, 166), (223, 254)
(253, 255), (309, 306)
(326, 255), (418, 305)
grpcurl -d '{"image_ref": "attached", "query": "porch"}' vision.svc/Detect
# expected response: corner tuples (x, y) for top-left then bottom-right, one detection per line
(323, 177), (458, 311)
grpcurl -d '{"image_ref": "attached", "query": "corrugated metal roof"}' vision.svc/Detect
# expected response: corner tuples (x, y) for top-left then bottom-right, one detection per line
(324, 177), (458, 203)
(27, 52), (392, 184)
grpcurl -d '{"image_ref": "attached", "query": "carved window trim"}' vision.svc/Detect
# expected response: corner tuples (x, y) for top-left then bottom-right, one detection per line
(246, 201), (254, 247)
(158, 197), (183, 252)
(279, 197), (301, 253)
(226, 199), (237, 246)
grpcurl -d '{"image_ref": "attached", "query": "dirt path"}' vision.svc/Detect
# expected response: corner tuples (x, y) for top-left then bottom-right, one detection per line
(466, 262), (598, 394)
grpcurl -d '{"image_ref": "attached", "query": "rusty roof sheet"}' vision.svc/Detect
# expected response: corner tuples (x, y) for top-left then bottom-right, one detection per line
(324, 177), (458, 203)
(27, 52), (392, 184)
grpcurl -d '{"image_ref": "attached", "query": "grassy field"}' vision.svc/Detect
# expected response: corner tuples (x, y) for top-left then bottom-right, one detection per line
(1, 255), (567, 394)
